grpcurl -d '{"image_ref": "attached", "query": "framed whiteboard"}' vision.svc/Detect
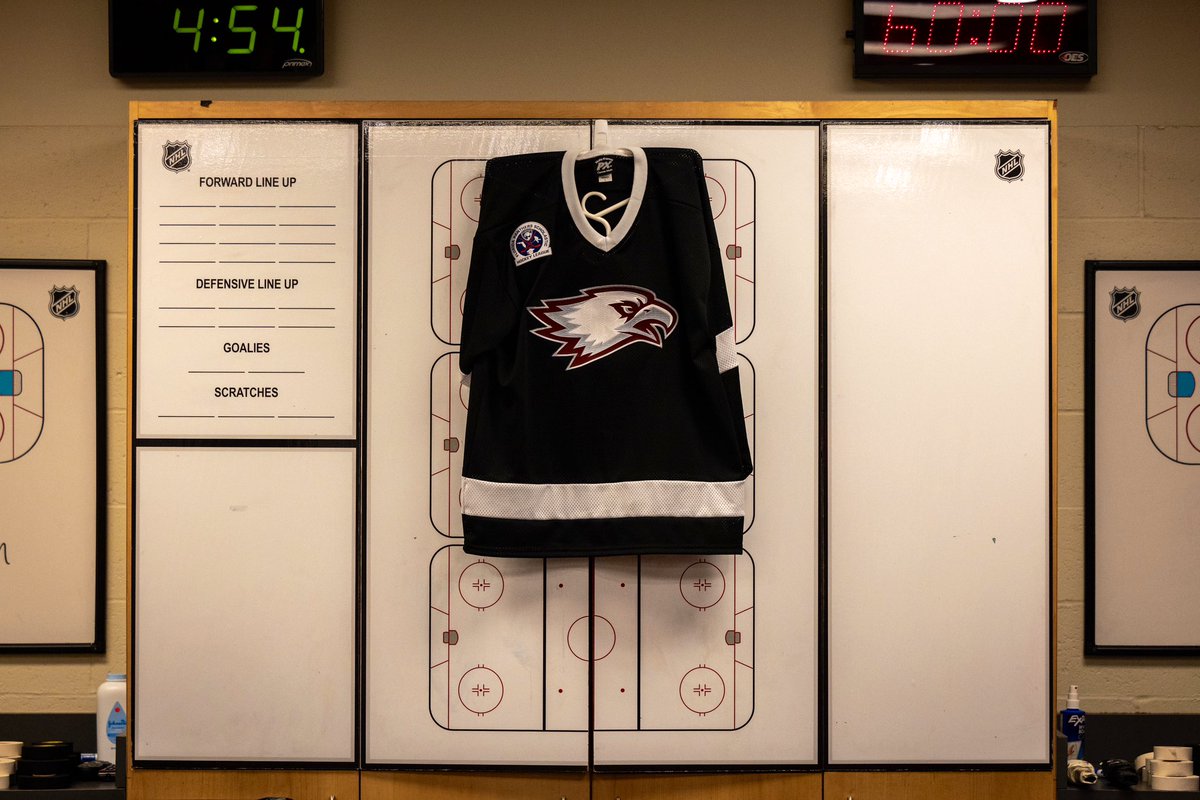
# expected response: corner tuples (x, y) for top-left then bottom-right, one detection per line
(1086, 261), (1200, 655)
(0, 259), (106, 653)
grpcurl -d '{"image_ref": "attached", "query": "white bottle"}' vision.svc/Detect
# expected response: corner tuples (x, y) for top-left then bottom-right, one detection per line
(96, 673), (128, 763)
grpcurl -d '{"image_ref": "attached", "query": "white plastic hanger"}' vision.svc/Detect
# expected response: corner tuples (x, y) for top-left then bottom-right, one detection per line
(580, 191), (629, 236)
(576, 119), (632, 235)
(575, 119), (633, 161)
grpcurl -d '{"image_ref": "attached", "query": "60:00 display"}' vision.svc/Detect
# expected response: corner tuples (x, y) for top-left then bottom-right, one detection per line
(881, 1), (1071, 55)
(172, 6), (306, 54)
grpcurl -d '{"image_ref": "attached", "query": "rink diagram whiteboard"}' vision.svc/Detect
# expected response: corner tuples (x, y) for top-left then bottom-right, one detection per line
(364, 121), (820, 768)
(0, 259), (105, 653)
(1087, 261), (1200, 654)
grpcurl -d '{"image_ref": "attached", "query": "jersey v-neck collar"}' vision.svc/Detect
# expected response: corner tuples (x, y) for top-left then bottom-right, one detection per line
(560, 147), (647, 253)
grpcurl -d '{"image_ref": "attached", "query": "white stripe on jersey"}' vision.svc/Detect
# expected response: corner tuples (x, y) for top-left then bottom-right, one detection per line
(715, 326), (737, 374)
(461, 477), (746, 520)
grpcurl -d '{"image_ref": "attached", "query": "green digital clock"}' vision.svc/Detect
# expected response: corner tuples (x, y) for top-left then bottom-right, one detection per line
(109, 1), (323, 77)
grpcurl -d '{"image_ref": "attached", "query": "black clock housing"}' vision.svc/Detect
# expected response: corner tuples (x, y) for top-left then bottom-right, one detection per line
(854, 0), (1096, 78)
(109, 1), (324, 77)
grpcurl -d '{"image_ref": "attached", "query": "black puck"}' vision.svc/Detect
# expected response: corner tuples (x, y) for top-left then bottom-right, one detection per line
(17, 755), (77, 775)
(15, 773), (74, 790)
(21, 740), (74, 760)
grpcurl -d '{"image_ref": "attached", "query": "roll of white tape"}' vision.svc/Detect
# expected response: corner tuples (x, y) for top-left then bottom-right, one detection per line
(1155, 745), (1193, 761)
(0, 757), (15, 776)
(0, 773), (10, 790)
(1151, 759), (1195, 777)
(1136, 751), (1155, 771)
(1150, 774), (1200, 791)
(0, 742), (21, 759)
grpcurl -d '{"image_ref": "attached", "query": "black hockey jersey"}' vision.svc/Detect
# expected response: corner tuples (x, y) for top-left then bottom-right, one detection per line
(458, 146), (752, 557)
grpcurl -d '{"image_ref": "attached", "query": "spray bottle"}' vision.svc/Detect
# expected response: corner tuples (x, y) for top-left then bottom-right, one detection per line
(1060, 685), (1086, 761)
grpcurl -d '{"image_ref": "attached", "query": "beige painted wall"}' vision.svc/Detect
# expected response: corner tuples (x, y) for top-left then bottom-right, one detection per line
(1, 0), (1197, 716)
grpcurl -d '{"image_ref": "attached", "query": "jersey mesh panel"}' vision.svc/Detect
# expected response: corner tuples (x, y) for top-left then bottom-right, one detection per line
(461, 478), (746, 520)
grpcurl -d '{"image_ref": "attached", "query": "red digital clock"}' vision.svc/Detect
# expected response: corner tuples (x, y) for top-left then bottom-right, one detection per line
(853, 1), (1096, 78)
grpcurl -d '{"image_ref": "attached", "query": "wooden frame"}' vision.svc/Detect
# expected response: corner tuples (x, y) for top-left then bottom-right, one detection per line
(126, 100), (1057, 800)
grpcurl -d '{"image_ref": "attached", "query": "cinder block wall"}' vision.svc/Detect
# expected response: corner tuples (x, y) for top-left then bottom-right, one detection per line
(0, 124), (128, 708)
(2, 0), (1198, 714)
(1056, 123), (1200, 709)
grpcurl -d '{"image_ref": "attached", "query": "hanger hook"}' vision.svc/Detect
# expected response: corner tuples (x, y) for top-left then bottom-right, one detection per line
(580, 191), (613, 236)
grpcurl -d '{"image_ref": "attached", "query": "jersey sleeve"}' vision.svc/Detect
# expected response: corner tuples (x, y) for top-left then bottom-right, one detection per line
(693, 152), (738, 374)
(692, 151), (754, 476)
(459, 173), (520, 378)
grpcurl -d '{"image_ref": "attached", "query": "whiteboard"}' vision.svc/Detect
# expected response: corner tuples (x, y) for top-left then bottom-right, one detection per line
(826, 123), (1051, 765)
(1088, 262), (1200, 653)
(134, 446), (357, 763)
(135, 122), (359, 440)
(0, 260), (104, 651)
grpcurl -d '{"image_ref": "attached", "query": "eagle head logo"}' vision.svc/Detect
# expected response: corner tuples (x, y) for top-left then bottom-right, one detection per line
(528, 285), (678, 369)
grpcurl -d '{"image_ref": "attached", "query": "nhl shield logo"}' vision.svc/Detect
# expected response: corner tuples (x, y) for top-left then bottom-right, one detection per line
(995, 149), (1025, 182)
(1110, 286), (1140, 322)
(49, 285), (80, 320)
(162, 140), (192, 172)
